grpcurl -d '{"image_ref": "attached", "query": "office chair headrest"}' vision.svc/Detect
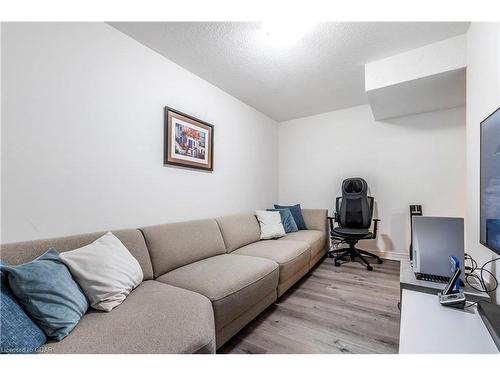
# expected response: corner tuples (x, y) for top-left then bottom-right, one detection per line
(342, 178), (368, 196)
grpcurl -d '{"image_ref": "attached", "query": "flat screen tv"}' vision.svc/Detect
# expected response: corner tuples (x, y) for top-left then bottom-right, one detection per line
(480, 106), (500, 255)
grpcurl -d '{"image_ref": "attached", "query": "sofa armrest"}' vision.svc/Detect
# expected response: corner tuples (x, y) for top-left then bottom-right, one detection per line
(301, 209), (328, 234)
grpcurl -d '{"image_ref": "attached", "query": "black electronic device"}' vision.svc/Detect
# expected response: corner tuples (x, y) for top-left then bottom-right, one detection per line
(480, 107), (500, 255)
(437, 257), (465, 309)
(409, 205), (422, 261)
(443, 267), (461, 295)
(438, 269), (465, 309)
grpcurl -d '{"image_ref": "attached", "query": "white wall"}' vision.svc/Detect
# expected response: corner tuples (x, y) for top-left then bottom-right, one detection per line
(466, 22), (500, 301)
(279, 104), (466, 258)
(1, 22), (278, 243)
(365, 34), (467, 91)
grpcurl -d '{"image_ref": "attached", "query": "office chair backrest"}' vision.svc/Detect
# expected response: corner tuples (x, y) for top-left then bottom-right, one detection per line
(339, 178), (373, 229)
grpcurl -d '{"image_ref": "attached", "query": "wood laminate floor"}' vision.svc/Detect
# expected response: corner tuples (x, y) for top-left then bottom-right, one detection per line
(218, 256), (401, 354)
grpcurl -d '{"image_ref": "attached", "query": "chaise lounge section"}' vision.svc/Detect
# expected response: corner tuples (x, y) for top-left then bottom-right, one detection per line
(1, 209), (328, 353)
(0, 229), (216, 354)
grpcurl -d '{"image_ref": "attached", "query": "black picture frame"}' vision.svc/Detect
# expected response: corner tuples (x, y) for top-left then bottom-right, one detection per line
(164, 107), (214, 172)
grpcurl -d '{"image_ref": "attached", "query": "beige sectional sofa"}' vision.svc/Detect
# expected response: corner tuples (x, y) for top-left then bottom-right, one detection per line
(1, 209), (328, 353)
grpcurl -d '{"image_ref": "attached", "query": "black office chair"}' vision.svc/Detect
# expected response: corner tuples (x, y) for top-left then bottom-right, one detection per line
(328, 178), (383, 271)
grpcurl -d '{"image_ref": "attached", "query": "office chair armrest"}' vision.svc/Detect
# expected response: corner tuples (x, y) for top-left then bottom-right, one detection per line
(372, 218), (381, 239)
(328, 216), (336, 233)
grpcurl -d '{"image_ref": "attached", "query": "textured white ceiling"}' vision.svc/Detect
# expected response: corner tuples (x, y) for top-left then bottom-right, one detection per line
(109, 22), (470, 121)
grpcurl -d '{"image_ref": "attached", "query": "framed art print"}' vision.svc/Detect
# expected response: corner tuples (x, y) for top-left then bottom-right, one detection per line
(164, 107), (214, 171)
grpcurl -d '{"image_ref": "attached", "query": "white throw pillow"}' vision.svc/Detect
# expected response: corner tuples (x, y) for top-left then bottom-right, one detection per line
(59, 232), (143, 312)
(255, 210), (286, 240)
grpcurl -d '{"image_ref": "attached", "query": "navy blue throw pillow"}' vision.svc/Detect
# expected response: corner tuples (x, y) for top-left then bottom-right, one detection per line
(267, 208), (298, 233)
(0, 260), (47, 354)
(274, 204), (307, 230)
(1, 249), (88, 341)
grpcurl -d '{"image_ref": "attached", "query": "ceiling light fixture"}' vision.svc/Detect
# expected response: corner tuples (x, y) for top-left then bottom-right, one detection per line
(261, 21), (316, 47)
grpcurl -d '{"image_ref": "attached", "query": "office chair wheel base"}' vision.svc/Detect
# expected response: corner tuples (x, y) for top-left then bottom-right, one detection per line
(334, 261), (341, 267)
(328, 253), (334, 258)
(366, 265), (373, 271)
(377, 259), (383, 264)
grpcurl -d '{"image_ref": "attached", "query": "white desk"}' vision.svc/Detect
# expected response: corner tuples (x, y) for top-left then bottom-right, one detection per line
(399, 289), (498, 354)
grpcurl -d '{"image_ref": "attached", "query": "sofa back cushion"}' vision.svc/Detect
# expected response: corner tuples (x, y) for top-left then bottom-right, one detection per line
(216, 213), (261, 252)
(0, 229), (153, 281)
(301, 209), (329, 234)
(140, 219), (226, 277)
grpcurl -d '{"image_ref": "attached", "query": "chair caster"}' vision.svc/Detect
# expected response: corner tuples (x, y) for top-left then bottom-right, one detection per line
(377, 258), (383, 264)
(367, 265), (373, 271)
(334, 261), (341, 267)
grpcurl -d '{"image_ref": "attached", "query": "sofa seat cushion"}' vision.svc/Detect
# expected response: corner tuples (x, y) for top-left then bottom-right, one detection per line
(232, 240), (310, 284)
(157, 254), (279, 331)
(279, 230), (326, 259)
(41, 280), (215, 354)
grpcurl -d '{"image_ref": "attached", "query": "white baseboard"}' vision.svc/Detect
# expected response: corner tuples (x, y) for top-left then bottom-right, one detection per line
(367, 249), (409, 262)
(329, 244), (409, 262)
